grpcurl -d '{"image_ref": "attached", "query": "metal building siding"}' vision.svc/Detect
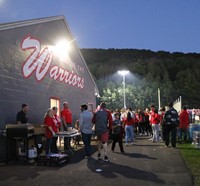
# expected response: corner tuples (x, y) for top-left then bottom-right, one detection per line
(0, 17), (97, 129)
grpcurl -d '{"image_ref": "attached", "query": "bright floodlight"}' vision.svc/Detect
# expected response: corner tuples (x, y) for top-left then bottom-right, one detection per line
(118, 70), (129, 76)
(55, 40), (71, 57)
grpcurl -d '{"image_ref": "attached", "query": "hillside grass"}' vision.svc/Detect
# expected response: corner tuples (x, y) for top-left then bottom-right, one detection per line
(178, 143), (200, 186)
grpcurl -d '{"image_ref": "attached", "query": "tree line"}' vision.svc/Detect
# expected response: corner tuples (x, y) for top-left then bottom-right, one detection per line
(81, 48), (200, 109)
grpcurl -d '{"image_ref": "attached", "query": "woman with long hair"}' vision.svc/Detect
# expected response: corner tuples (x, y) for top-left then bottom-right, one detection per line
(44, 108), (58, 154)
(124, 111), (135, 145)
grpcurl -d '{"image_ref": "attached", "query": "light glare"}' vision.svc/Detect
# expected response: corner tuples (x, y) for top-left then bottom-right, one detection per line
(118, 70), (129, 76)
(55, 40), (70, 56)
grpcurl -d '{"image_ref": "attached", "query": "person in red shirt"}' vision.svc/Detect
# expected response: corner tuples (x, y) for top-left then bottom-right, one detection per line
(52, 106), (61, 130)
(61, 102), (72, 150)
(149, 105), (155, 141)
(44, 108), (58, 154)
(138, 109), (146, 136)
(124, 111), (135, 146)
(179, 105), (190, 143)
(52, 106), (61, 153)
(61, 102), (72, 130)
(151, 108), (160, 143)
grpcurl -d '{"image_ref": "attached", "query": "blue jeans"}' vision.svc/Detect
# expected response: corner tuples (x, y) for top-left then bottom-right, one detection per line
(46, 137), (57, 154)
(81, 132), (92, 156)
(125, 125), (134, 143)
(46, 138), (52, 154)
(152, 124), (160, 142)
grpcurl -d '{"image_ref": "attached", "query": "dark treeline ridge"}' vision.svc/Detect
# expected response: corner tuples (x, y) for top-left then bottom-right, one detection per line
(81, 48), (200, 109)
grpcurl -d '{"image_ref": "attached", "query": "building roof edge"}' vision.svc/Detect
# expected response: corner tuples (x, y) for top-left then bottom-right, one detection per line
(0, 15), (64, 31)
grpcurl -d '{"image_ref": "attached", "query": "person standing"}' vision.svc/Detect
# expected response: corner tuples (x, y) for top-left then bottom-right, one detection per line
(16, 103), (29, 124)
(138, 109), (145, 136)
(149, 105), (156, 140)
(52, 106), (61, 153)
(191, 109), (196, 123)
(159, 106), (166, 142)
(44, 108), (58, 154)
(13, 103), (29, 158)
(144, 108), (150, 136)
(179, 105), (190, 143)
(124, 111), (135, 145)
(78, 104), (93, 159)
(52, 107), (61, 131)
(163, 102), (180, 148)
(92, 102), (113, 162)
(111, 113), (125, 153)
(151, 108), (160, 143)
(61, 102), (72, 151)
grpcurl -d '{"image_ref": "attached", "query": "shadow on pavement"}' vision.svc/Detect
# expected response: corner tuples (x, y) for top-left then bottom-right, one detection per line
(0, 163), (51, 181)
(87, 157), (165, 184)
(114, 152), (157, 160)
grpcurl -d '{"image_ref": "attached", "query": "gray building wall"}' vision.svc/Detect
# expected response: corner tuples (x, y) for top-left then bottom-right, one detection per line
(0, 17), (97, 129)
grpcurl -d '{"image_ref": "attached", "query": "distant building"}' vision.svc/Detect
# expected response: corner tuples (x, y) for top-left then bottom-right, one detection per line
(0, 16), (98, 128)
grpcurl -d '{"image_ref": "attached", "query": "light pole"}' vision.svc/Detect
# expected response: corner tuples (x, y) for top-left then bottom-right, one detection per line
(158, 88), (161, 109)
(118, 70), (129, 108)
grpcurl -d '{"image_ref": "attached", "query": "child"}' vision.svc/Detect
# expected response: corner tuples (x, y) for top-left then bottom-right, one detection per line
(111, 113), (125, 153)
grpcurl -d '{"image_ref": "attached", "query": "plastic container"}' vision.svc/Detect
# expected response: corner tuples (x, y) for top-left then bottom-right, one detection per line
(28, 147), (37, 158)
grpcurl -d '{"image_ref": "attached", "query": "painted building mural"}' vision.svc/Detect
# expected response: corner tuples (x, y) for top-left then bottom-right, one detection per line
(0, 16), (98, 129)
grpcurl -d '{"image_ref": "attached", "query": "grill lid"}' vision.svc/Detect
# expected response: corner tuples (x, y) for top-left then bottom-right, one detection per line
(6, 124), (34, 130)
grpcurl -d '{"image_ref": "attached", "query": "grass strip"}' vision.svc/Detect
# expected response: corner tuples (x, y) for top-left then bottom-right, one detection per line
(178, 143), (200, 186)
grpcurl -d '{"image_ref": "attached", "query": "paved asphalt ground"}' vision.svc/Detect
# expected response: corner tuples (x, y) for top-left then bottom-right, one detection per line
(0, 136), (194, 186)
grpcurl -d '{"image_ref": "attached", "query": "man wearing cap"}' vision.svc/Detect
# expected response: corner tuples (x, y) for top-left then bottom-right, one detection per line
(163, 102), (180, 148)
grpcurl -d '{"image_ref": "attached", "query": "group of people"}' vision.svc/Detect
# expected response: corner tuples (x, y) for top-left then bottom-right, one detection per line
(148, 102), (190, 148)
(16, 100), (191, 161)
(110, 102), (190, 149)
(15, 102), (112, 161)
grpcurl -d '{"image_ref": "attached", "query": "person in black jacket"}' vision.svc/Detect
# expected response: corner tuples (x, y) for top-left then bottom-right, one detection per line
(163, 102), (180, 148)
(111, 113), (125, 153)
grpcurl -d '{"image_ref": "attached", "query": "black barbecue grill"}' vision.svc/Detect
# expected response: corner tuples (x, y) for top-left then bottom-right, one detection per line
(6, 124), (37, 163)
(6, 124), (34, 138)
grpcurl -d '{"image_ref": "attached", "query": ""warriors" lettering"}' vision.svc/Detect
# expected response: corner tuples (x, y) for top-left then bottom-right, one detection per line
(21, 36), (84, 89)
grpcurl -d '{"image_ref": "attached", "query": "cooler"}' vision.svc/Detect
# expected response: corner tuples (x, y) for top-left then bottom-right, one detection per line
(37, 153), (70, 166)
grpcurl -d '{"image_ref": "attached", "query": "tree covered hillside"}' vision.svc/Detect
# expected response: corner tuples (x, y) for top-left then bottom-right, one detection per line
(81, 49), (200, 109)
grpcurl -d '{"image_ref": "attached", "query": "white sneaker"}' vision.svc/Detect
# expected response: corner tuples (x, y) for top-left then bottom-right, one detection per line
(130, 142), (134, 145)
(125, 143), (128, 146)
